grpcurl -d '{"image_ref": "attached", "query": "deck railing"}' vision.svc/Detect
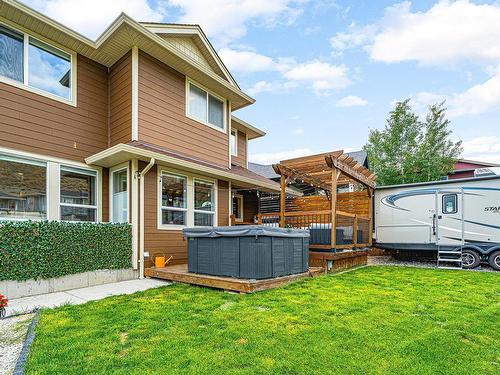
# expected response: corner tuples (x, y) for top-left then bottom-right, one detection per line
(255, 210), (371, 249)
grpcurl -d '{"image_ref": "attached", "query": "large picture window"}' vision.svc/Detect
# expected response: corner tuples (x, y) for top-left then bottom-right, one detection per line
(161, 173), (187, 226)
(0, 155), (46, 220)
(187, 81), (225, 130)
(194, 179), (215, 226)
(60, 166), (97, 222)
(0, 23), (73, 102)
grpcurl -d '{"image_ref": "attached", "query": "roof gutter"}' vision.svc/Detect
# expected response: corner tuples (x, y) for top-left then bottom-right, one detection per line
(85, 143), (282, 193)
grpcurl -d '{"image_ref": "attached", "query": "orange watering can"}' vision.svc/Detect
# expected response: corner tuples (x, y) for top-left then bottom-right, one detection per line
(153, 255), (173, 268)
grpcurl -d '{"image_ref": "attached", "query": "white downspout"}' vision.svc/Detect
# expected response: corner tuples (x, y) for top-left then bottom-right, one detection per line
(139, 158), (155, 279)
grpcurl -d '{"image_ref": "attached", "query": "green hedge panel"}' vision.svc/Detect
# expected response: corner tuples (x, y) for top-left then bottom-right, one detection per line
(0, 221), (132, 281)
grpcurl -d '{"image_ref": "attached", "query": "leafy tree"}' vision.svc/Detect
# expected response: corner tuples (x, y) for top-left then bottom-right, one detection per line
(364, 100), (462, 186)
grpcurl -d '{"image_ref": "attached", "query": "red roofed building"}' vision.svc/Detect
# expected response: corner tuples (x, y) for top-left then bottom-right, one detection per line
(448, 159), (500, 179)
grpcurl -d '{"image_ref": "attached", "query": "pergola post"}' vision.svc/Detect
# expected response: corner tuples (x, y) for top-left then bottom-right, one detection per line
(280, 174), (286, 228)
(330, 169), (338, 249)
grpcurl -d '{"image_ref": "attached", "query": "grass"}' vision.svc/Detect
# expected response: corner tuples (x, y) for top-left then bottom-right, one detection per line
(26, 266), (499, 374)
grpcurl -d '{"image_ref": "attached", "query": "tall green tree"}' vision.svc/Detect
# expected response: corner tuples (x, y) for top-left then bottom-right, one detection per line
(364, 100), (462, 186)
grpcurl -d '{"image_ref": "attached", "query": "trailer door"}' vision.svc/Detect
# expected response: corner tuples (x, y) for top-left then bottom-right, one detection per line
(435, 188), (464, 246)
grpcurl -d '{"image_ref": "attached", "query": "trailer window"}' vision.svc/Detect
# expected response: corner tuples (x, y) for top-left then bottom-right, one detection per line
(442, 194), (458, 214)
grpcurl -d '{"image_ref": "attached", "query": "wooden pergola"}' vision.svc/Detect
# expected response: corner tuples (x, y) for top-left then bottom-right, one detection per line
(271, 150), (376, 250)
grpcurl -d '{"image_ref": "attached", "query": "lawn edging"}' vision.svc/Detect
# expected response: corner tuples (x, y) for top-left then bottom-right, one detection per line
(13, 310), (40, 375)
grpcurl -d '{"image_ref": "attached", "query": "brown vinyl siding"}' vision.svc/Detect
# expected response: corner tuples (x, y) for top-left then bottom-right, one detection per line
(143, 164), (186, 267)
(109, 52), (132, 146)
(218, 179), (229, 226)
(142, 165), (230, 267)
(232, 130), (247, 167)
(137, 51), (230, 168)
(0, 55), (108, 162)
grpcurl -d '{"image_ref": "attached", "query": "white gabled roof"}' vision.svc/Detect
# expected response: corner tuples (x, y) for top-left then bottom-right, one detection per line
(141, 23), (239, 89)
(0, 0), (254, 109)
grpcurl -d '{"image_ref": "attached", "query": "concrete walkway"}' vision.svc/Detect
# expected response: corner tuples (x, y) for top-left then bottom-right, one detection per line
(5, 278), (170, 317)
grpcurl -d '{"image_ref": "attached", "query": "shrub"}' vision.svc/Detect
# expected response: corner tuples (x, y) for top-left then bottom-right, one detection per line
(0, 221), (132, 281)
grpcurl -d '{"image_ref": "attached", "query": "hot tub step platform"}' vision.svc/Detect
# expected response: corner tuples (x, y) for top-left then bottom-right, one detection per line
(144, 264), (324, 293)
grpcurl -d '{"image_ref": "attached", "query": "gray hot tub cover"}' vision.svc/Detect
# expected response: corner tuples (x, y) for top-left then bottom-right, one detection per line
(183, 225), (310, 238)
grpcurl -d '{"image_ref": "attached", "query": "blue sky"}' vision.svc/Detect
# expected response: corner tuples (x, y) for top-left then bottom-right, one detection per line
(24, 0), (500, 164)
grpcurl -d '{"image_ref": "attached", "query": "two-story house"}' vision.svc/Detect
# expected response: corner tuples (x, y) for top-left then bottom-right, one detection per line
(0, 0), (281, 278)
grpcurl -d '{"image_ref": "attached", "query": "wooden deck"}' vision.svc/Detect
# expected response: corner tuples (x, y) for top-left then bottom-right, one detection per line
(309, 250), (368, 272)
(145, 264), (324, 293)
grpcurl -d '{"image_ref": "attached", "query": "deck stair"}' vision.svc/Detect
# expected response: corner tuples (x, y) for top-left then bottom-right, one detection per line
(437, 246), (463, 269)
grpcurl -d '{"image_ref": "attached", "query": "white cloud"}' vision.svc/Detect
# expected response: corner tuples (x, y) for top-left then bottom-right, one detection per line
(370, 1), (500, 65)
(166, 0), (306, 46)
(246, 80), (297, 96)
(283, 60), (350, 94)
(250, 148), (313, 164)
(462, 136), (500, 163)
(243, 58), (350, 96)
(24, 0), (165, 39)
(218, 48), (277, 73)
(413, 74), (500, 118)
(336, 95), (368, 107)
(331, 1), (500, 66)
(292, 128), (303, 135)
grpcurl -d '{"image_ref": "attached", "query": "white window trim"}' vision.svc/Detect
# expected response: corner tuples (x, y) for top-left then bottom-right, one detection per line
(0, 147), (102, 222)
(233, 194), (244, 222)
(185, 77), (227, 133)
(59, 165), (99, 223)
(157, 167), (218, 230)
(158, 170), (189, 230)
(0, 20), (77, 106)
(0, 154), (48, 222)
(110, 162), (130, 223)
(230, 129), (238, 157)
(193, 178), (217, 227)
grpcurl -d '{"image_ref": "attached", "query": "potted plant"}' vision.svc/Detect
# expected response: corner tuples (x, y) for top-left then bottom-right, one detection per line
(0, 294), (8, 318)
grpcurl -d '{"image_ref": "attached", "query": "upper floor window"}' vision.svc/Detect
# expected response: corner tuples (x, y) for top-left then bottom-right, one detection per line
(0, 23), (73, 102)
(187, 80), (225, 130)
(230, 130), (237, 156)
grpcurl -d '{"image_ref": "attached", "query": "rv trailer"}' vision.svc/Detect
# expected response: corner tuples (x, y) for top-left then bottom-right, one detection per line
(374, 176), (500, 270)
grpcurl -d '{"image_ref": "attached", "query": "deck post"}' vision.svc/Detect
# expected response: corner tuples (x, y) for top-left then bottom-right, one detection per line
(353, 214), (358, 246)
(367, 188), (373, 246)
(330, 169), (338, 248)
(280, 174), (286, 228)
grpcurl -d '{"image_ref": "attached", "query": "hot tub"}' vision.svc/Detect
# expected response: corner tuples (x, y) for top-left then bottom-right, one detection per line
(183, 226), (309, 279)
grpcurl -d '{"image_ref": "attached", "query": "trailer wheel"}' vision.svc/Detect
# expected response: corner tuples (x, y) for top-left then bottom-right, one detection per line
(487, 250), (500, 271)
(461, 250), (480, 269)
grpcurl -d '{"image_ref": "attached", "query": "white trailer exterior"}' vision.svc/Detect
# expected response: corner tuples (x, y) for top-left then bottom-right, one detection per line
(375, 176), (500, 269)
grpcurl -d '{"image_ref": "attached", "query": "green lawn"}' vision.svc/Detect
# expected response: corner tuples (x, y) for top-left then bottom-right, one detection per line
(26, 266), (499, 374)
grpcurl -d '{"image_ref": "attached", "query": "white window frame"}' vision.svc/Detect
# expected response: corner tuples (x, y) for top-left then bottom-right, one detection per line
(158, 170), (189, 230)
(157, 167), (218, 230)
(59, 165), (99, 223)
(0, 154), (48, 221)
(193, 178), (216, 227)
(0, 20), (77, 106)
(185, 78), (227, 133)
(230, 129), (238, 157)
(232, 194), (244, 222)
(109, 163), (130, 223)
